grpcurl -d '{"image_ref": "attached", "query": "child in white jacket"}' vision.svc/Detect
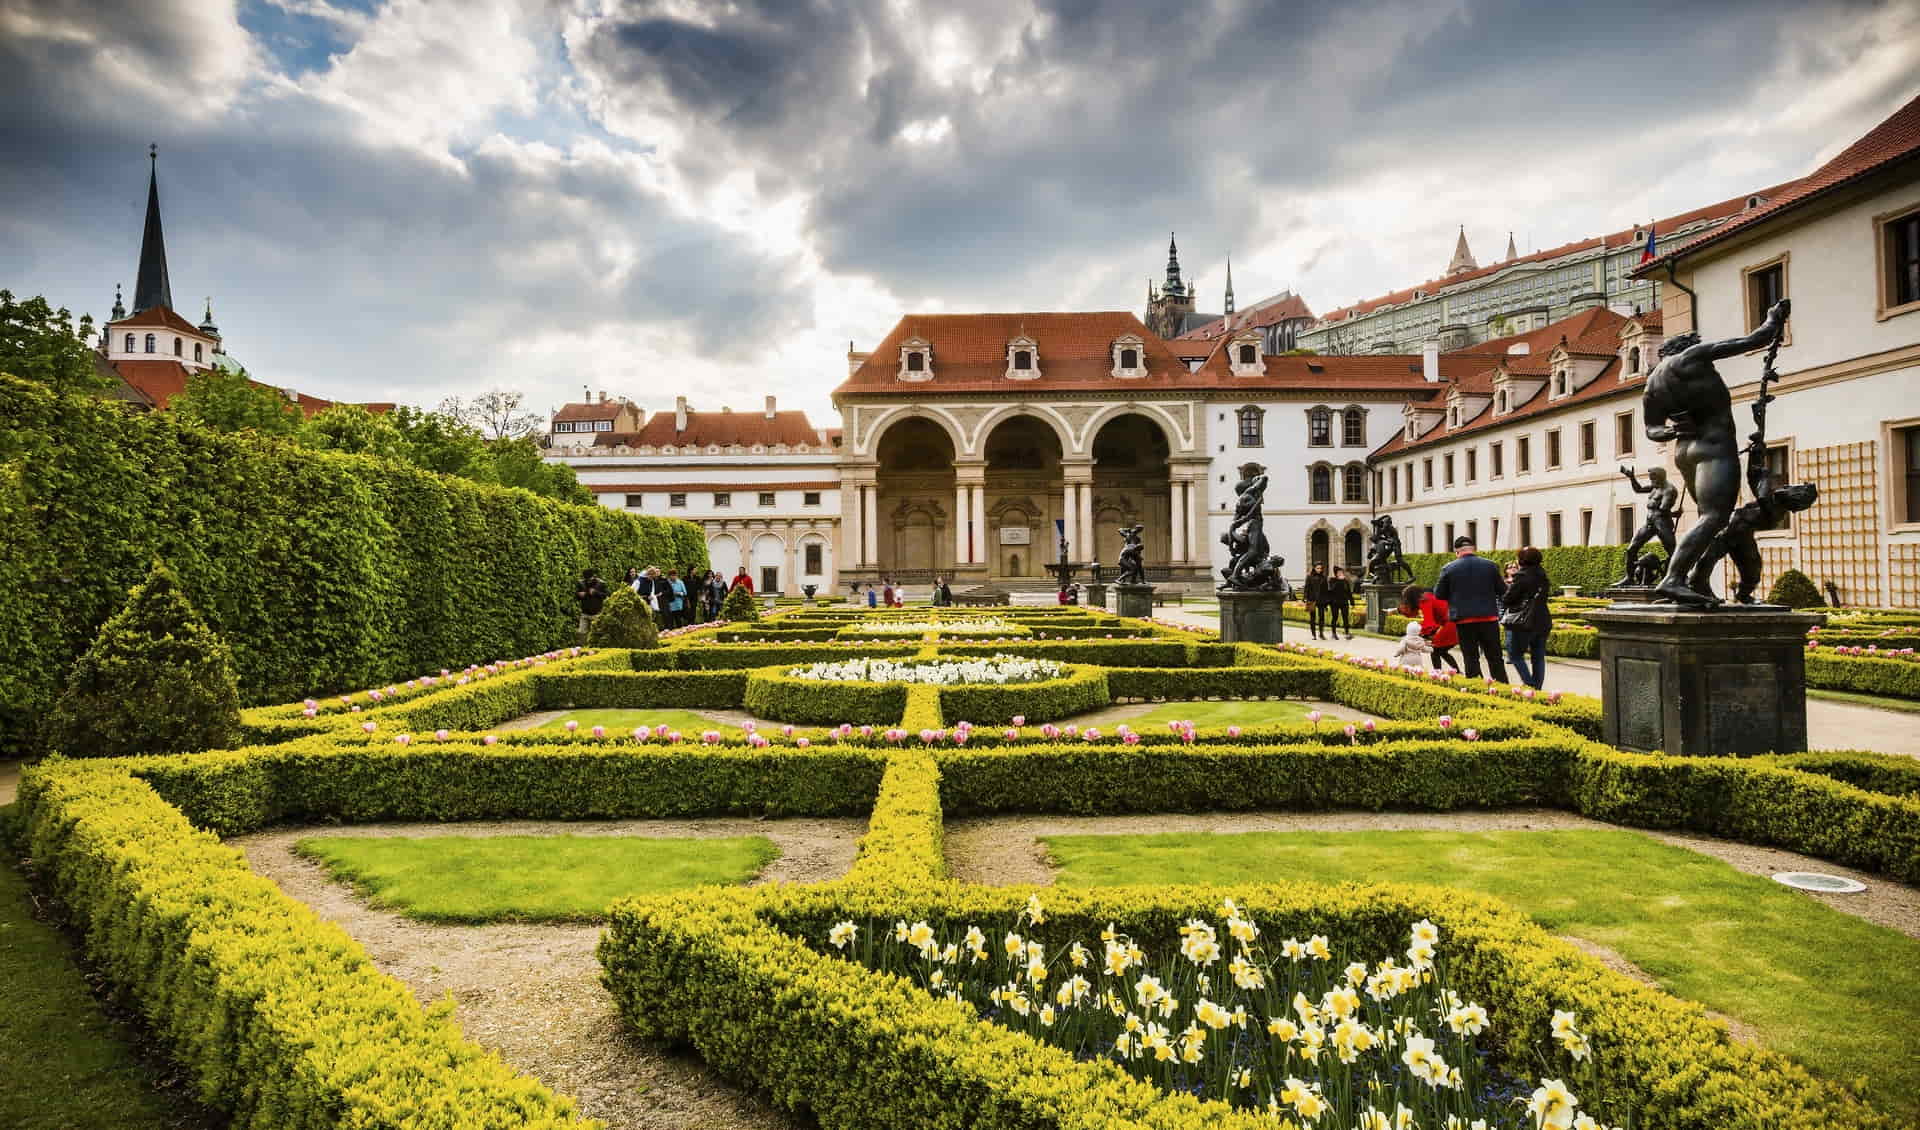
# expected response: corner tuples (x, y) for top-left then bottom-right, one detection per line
(1392, 620), (1432, 666)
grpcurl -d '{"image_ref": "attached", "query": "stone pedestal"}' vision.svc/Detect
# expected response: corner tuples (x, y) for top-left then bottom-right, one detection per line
(1585, 605), (1825, 755)
(1217, 589), (1286, 643)
(1084, 583), (1108, 609)
(1362, 582), (1401, 634)
(1114, 583), (1154, 619)
(1599, 584), (1657, 604)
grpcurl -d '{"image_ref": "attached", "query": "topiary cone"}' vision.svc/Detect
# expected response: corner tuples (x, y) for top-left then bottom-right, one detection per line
(587, 586), (661, 648)
(42, 559), (243, 758)
(720, 583), (760, 623)
(1766, 567), (1826, 609)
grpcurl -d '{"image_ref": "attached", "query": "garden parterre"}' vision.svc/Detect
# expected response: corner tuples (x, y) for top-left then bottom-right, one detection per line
(13, 605), (1919, 1130)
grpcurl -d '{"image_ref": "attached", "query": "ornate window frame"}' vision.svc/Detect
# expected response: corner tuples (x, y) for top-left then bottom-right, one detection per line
(898, 336), (934, 381)
(1110, 334), (1147, 378)
(1006, 335), (1041, 380)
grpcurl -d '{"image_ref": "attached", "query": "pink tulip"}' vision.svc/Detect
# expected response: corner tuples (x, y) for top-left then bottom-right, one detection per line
(1011, 715), (1026, 726)
(1462, 728), (1480, 741)
(565, 720), (579, 733)
(1363, 719), (1376, 732)
(591, 725), (606, 738)
(743, 720), (757, 732)
(1083, 728), (1100, 741)
(1004, 728), (1019, 739)
(667, 730), (683, 743)
(1438, 715), (1453, 729)
(1343, 723), (1357, 740)
(434, 729), (450, 741)
(1180, 730), (1195, 744)
(394, 733), (411, 745)
(361, 721), (377, 733)
(953, 730), (969, 745)
(655, 724), (672, 738)
(860, 725), (875, 738)
(797, 737), (810, 748)
(1306, 710), (1323, 725)
(1227, 725), (1242, 738)
(783, 725), (795, 737)
(303, 699), (318, 709)
(1123, 732), (1141, 745)
(483, 734), (498, 745)
(702, 730), (721, 744)
(302, 707), (318, 718)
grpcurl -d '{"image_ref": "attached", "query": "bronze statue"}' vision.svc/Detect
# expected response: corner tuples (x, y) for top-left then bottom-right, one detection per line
(1363, 515), (1413, 585)
(1220, 463), (1273, 590)
(1115, 525), (1147, 585)
(1614, 464), (1681, 587)
(1640, 298), (1790, 606)
(1687, 375), (1819, 603)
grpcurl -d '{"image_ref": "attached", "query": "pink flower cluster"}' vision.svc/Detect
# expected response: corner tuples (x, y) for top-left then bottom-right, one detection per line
(299, 648), (590, 717)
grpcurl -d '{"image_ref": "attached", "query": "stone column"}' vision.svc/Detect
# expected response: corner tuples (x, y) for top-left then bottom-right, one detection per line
(953, 483), (970, 565)
(1169, 478), (1188, 563)
(783, 522), (798, 596)
(1063, 463), (1094, 562)
(862, 485), (878, 566)
(970, 484), (985, 561)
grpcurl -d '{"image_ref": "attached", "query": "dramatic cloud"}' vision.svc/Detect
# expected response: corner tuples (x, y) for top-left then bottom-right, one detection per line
(3, 0), (1915, 422)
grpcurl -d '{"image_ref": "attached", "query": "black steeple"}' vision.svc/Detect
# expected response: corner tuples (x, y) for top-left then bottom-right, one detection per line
(133, 145), (173, 313)
(1164, 232), (1184, 297)
(110, 282), (126, 322)
(199, 296), (219, 337)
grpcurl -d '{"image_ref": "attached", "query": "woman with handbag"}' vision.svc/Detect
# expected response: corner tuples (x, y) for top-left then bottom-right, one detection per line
(1501, 547), (1553, 689)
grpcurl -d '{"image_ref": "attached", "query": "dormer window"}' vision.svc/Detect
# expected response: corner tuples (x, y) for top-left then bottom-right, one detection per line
(1237, 344), (1255, 365)
(1552, 370), (1568, 397)
(1626, 346), (1641, 376)
(1110, 335), (1147, 377)
(1496, 388), (1509, 414)
(1121, 347), (1139, 367)
(898, 336), (933, 380)
(1006, 336), (1040, 379)
(1448, 404), (1460, 429)
(1014, 350), (1031, 369)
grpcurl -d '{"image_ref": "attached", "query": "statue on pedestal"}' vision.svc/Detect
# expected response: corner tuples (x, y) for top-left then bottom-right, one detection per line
(1219, 463), (1287, 592)
(1614, 465), (1681, 587)
(1363, 515), (1414, 585)
(1115, 525), (1147, 585)
(1640, 298), (1793, 606)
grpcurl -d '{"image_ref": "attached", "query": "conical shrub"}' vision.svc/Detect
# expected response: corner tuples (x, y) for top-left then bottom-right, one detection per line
(1766, 567), (1825, 609)
(720, 583), (760, 622)
(587, 585), (661, 648)
(43, 560), (243, 758)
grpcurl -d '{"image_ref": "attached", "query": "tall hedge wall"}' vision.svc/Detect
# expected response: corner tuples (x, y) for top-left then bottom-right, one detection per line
(0, 376), (706, 756)
(1399, 545), (1631, 593)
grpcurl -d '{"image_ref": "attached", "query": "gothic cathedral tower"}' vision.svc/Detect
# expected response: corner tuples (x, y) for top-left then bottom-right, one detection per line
(1144, 233), (1195, 339)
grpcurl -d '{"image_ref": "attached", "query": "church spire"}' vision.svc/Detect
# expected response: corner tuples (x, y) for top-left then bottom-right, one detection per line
(133, 145), (173, 313)
(1223, 257), (1235, 317)
(1446, 225), (1477, 275)
(1504, 231), (1518, 261)
(1164, 232), (1184, 296)
(110, 282), (126, 322)
(199, 296), (219, 337)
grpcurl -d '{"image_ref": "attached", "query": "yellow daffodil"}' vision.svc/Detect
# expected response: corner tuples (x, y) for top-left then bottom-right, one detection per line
(1345, 961), (1369, 986)
(1024, 893), (1046, 924)
(1306, 934), (1331, 961)
(1527, 1078), (1578, 1130)
(1039, 1005), (1055, 1027)
(1281, 937), (1306, 960)
(1410, 918), (1439, 946)
(1357, 1109), (1390, 1130)
(907, 921), (934, 951)
(1446, 1004), (1488, 1036)
(1134, 974), (1166, 1006)
(1194, 997), (1231, 1030)
(1322, 985), (1359, 1019)
(1004, 931), (1025, 959)
(1068, 941), (1089, 968)
(828, 921), (857, 949)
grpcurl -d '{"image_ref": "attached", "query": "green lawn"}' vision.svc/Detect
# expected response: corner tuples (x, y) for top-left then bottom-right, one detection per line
(1043, 828), (1920, 1120)
(1120, 700), (1355, 729)
(296, 834), (779, 922)
(533, 708), (743, 735)
(0, 855), (215, 1129)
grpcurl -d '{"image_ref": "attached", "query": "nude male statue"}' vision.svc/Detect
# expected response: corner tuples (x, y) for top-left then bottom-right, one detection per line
(1614, 464), (1681, 587)
(1640, 298), (1790, 606)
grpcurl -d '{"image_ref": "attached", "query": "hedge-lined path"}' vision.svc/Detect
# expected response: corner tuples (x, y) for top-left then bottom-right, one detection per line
(1062, 698), (1379, 730)
(0, 760), (18, 805)
(1152, 606), (1920, 756)
(236, 817), (864, 1130)
(942, 808), (1920, 939)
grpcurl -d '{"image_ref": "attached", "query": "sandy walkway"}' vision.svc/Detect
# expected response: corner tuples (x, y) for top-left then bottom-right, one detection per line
(235, 817), (863, 1130)
(941, 808), (1920, 939)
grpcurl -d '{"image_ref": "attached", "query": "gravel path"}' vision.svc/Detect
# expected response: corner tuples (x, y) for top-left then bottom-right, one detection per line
(235, 818), (863, 1130)
(941, 808), (1920, 939)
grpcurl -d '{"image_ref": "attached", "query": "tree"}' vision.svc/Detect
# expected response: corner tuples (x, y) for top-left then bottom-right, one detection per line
(0, 290), (108, 395)
(492, 435), (592, 504)
(389, 405), (496, 482)
(1766, 568), (1825, 609)
(586, 586), (661, 648)
(439, 388), (543, 440)
(42, 560), (243, 758)
(300, 403), (412, 460)
(171, 366), (304, 436)
(721, 583), (760, 622)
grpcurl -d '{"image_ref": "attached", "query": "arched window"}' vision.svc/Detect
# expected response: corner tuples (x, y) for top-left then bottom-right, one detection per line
(1120, 347), (1139, 369)
(1627, 347), (1640, 375)
(1448, 405), (1460, 428)
(1342, 464), (1367, 503)
(1496, 388), (1509, 413)
(1013, 349), (1031, 370)
(1236, 405), (1263, 447)
(1553, 370), (1568, 396)
(144, 333), (155, 353)
(1341, 407), (1365, 446)
(124, 334), (135, 352)
(1344, 528), (1364, 569)
(173, 337), (182, 356)
(906, 351), (925, 372)
(1308, 407), (1332, 446)
(1309, 465), (1333, 503)
(1237, 343), (1256, 365)
(194, 342), (203, 362)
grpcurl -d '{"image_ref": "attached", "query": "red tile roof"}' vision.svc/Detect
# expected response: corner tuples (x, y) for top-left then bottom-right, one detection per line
(629, 410), (827, 448)
(553, 401), (634, 422)
(1188, 332), (1499, 391)
(834, 312), (1189, 396)
(1174, 291), (1316, 342)
(1314, 184), (1798, 326)
(1637, 92), (1920, 273)
(111, 359), (193, 407)
(111, 306), (210, 335)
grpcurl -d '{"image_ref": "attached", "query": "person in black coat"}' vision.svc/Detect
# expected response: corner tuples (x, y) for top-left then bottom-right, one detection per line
(1324, 566), (1355, 640)
(1303, 564), (1329, 639)
(1501, 547), (1553, 689)
(1433, 535), (1509, 682)
(576, 569), (608, 638)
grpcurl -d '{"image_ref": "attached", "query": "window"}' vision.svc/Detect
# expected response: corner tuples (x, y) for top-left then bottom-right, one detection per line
(1490, 518), (1500, 550)
(144, 333), (155, 353)
(1445, 522), (1455, 548)
(1443, 453), (1455, 486)
(1579, 421), (1597, 463)
(713, 492), (732, 507)
(1465, 520), (1477, 546)
(1342, 408), (1365, 446)
(1448, 404), (1460, 428)
(1547, 512), (1564, 547)
(1120, 347), (1139, 369)
(1404, 463), (1414, 499)
(1627, 346), (1641, 375)
(758, 492), (776, 507)
(1617, 505), (1635, 543)
(173, 337), (182, 356)
(669, 493), (687, 508)
(1342, 464), (1365, 503)
(193, 342), (202, 362)
(1490, 441), (1504, 478)
(1013, 349), (1032, 370)
(1238, 344), (1257, 365)
(1466, 448), (1478, 482)
(1424, 525), (1435, 553)
(1545, 429), (1562, 469)
(1308, 408), (1332, 446)
(1237, 406), (1264, 447)
(1310, 465), (1333, 503)
(1900, 424), (1920, 524)
(623, 494), (644, 509)
(1615, 411), (1635, 456)
(1746, 258), (1786, 332)
(803, 491), (822, 506)
(1389, 466), (1400, 504)
(1518, 515), (1534, 546)
(906, 351), (925, 372)
(1758, 443), (1793, 531)
(804, 542), (823, 575)
(1552, 370), (1567, 397)
(761, 566), (779, 593)
(1517, 435), (1532, 473)
(1496, 388), (1508, 414)
(124, 334), (134, 352)
(1580, 509), (1594, 546)
(1884, 208), (1920, 314)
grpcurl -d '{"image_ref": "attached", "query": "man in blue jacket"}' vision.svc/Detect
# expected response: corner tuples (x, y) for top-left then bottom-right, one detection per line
(1433, 535), (1508, 683)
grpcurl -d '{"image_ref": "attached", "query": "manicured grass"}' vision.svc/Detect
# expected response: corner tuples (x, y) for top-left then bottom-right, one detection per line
(534, 708), (743, 735)
(296, 834), (779, 922)
(1043, 828), (1920, 1119)
(0, 855), (214, 1129)
(1121, 699), (1353, 728)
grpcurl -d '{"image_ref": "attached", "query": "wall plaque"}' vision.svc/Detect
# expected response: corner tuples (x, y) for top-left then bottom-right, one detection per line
(999, 526), (1031, 545)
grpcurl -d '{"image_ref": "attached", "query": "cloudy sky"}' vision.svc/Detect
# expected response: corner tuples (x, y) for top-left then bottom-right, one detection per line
(3, 0), (1915, 424)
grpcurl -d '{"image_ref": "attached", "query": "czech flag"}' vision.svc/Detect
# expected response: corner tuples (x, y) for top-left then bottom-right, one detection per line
(1638, 223), (1657, 264)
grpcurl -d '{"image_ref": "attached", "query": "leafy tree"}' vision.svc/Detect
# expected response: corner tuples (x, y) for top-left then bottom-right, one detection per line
(300, 403), (412, 460)
(42, 560), (243, 758)
(0, 290), (107, 395)
(439, 388), (543, 440)
(492, 435), (592, 503)
(586, 586), (661, 648)
(720, 583), (760, 622)
(1766, 568), (1826, 609)
(171, 365), (304, 435)
(390, 405), (496, 482)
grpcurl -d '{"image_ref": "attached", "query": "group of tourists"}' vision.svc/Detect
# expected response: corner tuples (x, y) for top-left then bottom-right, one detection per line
(577, 564), (764, 636)
(854, 579), (906, 608)
(1301, 564), (1357, 640)
(1390, 536), (1554, 690)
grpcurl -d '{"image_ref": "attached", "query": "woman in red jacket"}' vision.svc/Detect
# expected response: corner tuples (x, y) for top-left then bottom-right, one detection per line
(1399, 584), (1461, 672)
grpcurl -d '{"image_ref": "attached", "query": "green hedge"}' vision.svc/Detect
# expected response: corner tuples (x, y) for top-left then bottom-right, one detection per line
(936, 665), (1109, 725)
(743, 668), (909, 725)
(1805, 652), (1920, 700)
(671, 643), (919, 670)
(1401, 545), (1630, 593)
(534, 670), (750, 710)
(0, 375), (705, 756)
(1104, 664), (1330, 701)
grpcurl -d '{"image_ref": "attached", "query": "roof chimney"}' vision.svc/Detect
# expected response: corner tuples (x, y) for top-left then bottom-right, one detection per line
(675, 396), (688, 431)
(764, 395), (777, 420)
(1421, 339), (1440, 382)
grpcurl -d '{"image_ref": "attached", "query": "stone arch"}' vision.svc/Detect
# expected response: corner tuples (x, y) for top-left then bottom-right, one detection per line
(1342, 523), (1366, 572)
(750, 532), (787, 593)
(707, 533), (742, 579)
(861, 405), (967, 459)
(1305, 519), (1337, 571)
(876, 418), (956, 579)
(1076, 401), (1192, 457)
(972, 403), (1075, 460)
(1090, 412), (1172, 570)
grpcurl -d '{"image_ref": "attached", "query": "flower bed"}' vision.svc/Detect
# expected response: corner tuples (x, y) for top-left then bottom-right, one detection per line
(837, 618), (1025, 638)
(788, 653), (1066, 684)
